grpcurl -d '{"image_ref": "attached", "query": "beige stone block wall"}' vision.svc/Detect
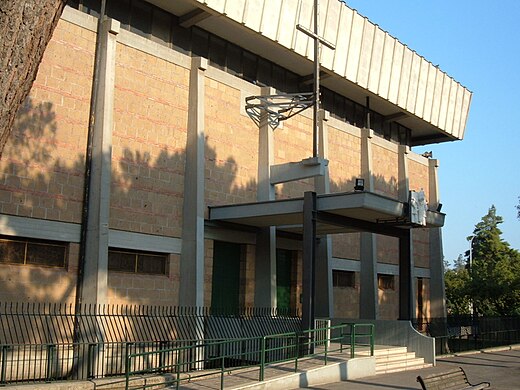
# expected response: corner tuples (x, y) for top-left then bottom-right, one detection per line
(328, 126), (361, 193)
(378, 278), (399, 320)
(273, 115), (314, 199)
(371, 144), (398, 197)
(377, 235), (399, 264)
(408, 159), (430, 268)
(0, 243), (79, 304)
(242, 244), (256, 307)
(111, 43), (189, 237)
(107, 253), (180, 306)
(0, 20), (94, 222)
(204, 78), (258, 209)
(333, 273), (360, 318)
(204, 239), (214, 307)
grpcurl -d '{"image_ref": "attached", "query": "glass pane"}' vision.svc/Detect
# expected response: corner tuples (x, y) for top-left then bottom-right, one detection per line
(226, 44), (242, 76)
(192, 28), (209, 58)
(209, 36), (227, 70)
(171, 17), (190, 55)
(108, 251), (136, 272)
(130, 1), (152, 37)
(26, 243), (66, 267)
(107, 0), (130, 28)
(137, 254), (167, 275)
(257, 58), (271, 87)
(81, 0), (101, 18)
(242, 52), (257, 83)
(0, 240), (25, 264)
(151, 7), (171, 46)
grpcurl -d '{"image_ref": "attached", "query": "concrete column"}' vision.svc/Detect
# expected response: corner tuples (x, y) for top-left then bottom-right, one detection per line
(180, 57), (207, 307)
(254, 87), (277, 308)
(314, 110), (333, 318)
(428, 159), (447, 319)
(82, 18), (119, 305)
(398, 145), (416, 320)
(359, 128), (378, 319)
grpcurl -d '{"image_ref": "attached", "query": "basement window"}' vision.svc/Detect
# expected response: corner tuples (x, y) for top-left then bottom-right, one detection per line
(108, 248), (168, 276)
(378, 274), (395, 290)
(0, 236), (67, 268)
(332, 270), (356, 288)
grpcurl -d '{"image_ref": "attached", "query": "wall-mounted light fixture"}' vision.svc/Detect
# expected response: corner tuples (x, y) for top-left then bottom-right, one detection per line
(354, 178), (365, 191)
(436, 203), (443, 212)
(421, 151), (433, 158)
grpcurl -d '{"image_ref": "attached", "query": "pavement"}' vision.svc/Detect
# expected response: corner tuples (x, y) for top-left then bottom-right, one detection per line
(307, 346), (520, 390)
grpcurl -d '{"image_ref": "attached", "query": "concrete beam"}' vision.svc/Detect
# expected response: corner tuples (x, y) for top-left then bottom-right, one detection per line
(270, 157), (328, 185)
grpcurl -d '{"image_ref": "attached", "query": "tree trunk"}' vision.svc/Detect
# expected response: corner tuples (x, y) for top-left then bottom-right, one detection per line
(0, 0), (67, 157)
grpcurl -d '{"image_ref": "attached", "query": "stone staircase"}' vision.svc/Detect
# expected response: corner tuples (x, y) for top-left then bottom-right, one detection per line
(357, 345), (432, 374)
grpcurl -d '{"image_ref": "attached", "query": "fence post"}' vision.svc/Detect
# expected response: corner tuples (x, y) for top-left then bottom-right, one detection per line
(350, 325), (355, 358)
(1, 345), (8, 384)
(46, 344), (56, 383)
(259, 337), (266, 381)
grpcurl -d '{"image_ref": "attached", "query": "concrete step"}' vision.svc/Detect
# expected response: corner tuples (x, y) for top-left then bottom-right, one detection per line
(357, 345), (433, 375)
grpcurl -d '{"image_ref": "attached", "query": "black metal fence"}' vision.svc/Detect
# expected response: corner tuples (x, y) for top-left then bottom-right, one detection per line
(0, 303), (301, 385)
(413, 316), (520, 355)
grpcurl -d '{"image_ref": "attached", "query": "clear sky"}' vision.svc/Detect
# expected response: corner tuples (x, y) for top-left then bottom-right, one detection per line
(344, 0), (520, 264)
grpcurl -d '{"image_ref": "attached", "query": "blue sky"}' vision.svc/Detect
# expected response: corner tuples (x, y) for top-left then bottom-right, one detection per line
(345, 0), (520, 263)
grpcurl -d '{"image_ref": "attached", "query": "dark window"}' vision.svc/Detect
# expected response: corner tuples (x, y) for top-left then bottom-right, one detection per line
(226, 44), (242, 76)
(130, 0), (152, 37)
(108, 248), (168, 275)
(257, 58), (271, 87)
(192, 27), (209, 58)
(242, 52), (258, 83)
(209, 35), (227, 70)
(0, 236), (67, 268)
(106, 0), (130, 28)
(81, 0), (101, 17)
(378, 274), (395, 290)
(333, 270), (355, 288)
(151, 7), (172, 46)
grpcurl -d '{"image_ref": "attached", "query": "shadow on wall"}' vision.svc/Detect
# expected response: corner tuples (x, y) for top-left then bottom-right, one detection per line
(0, 96), (430, 308)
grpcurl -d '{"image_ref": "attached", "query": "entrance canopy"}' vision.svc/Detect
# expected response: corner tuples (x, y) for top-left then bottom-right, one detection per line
(208, 191), (444, 237)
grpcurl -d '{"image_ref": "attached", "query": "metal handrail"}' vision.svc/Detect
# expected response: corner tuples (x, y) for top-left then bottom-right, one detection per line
(125, 323), (375, 389)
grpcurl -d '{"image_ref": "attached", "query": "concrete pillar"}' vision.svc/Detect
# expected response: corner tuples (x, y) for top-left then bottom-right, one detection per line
(428, 159), (447, 319)
(314, 110), (333, 318)
(180, 57), (207, 307)
(254, 87), (277, 308)
(398, 145), (416, 320)
(359, 128), (378, 319)
(82, 18), (119, 305)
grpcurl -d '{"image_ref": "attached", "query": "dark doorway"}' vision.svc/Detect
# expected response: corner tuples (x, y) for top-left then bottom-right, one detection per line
(211, 241), (241, 311)
(276, 249), (293, 311)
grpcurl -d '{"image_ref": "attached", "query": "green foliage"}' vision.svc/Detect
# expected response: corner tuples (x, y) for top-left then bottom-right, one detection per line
(445, 206), (520, 316)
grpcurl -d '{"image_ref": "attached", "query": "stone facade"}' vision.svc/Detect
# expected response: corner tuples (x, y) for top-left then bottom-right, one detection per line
(0, 2), (460, 322)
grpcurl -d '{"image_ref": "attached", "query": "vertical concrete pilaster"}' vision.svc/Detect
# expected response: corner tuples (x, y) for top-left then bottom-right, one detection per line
(359, 128), (378, 319)
(314, 110), (333, 318)
(254, 87), (277, 308)
(428, 159), (447, 318)
(180, 57), (207, 307)
(398, 145), (416, 320)
(82, 18), (119, 305)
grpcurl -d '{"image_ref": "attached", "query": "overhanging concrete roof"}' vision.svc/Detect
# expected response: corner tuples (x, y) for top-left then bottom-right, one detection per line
(208, 191), (445, 236)
(148, 0), (472, 146)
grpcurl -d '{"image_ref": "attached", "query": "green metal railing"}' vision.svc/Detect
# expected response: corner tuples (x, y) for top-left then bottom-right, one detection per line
(340, 323), (375, 358)
(124, 323), (375, 390)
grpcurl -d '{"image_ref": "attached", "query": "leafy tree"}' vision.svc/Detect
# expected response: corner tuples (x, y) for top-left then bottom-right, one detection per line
(466, 206), (520, 316)
(444, 255), (471, 315)
(0, 0), (67, 157)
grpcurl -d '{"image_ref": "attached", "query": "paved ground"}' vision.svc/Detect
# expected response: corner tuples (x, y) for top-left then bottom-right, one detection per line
(306, 347), (520, 389)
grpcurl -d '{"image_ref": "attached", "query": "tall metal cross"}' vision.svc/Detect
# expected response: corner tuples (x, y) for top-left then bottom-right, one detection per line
(296, 0), (335, 158)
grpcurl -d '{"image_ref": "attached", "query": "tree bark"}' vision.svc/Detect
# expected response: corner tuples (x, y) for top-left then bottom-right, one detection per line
(0, 0), (67, 158)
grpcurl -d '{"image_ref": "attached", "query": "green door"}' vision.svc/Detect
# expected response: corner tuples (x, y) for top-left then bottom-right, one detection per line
(276, 249), (293, 311)
(211, 241), (241, 312)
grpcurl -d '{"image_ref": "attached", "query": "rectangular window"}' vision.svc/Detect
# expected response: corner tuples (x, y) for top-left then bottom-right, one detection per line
(378, 274), (395, 290)
(0, 236), (67, 268)
(108, 248), (168, 276)
(333, 270), (356, 288)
